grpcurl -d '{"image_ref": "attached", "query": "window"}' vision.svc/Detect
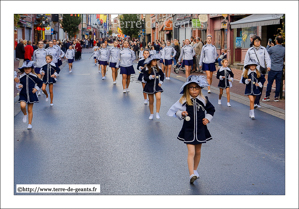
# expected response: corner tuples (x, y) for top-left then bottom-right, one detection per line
(234, 27), (257, 49)
(214, 30), (221, 49)
(201, 30), (206, 43)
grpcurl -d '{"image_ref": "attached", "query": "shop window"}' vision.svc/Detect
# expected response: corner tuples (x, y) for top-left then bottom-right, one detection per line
(241, 27), (257, 48)
(214, 30), (221, 49)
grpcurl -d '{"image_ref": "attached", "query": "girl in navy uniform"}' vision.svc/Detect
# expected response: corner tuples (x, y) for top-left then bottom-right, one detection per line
(109, 41), (120, 84)
(97, 42), (110, 80)
(119, 41), (136, 93)
(32, 41), (47, 95)
(143, 54), (165, 119)
(199, 35), (218, 93)
(40, 55), (58, 106)
(162, 40), (177, 80)
(242, 60), (265, 119)
(178, 39), (196, 79)
(216, 59), (234, 106)
(167, 75), (215, 184)
(17, 60), (43, 130)
(65, 45), (75, 73)
(137, 49), (150, 105)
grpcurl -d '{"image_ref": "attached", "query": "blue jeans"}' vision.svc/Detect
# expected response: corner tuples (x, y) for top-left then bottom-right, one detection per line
(218, 58), (222, 66)
(173, 57), (177, 66)
(266, 70), (283, 98)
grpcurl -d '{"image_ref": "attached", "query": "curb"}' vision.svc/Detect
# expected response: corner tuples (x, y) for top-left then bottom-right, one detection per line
(14, 59), (68, 117)
(170, 72), (285, 120)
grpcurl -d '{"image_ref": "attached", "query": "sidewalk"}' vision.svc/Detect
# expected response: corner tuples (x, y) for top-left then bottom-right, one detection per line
(169, 64), (285, 120)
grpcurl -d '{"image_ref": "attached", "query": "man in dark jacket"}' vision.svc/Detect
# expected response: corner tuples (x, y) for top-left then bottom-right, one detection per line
(16, 39), (25, 68)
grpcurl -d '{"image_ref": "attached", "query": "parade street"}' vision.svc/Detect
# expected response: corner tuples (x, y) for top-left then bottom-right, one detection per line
(14, 49), (285, 195)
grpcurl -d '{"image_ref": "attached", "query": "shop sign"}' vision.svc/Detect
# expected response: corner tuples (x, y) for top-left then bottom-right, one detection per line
(221, 20), (228, 29)
(198, 14), (208, 23)
(45, 26), (51, 35)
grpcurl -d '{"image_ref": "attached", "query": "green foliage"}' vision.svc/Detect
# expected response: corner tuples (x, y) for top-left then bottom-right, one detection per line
(61, 14), (81, 38)
(14, 14), (20, 28)
(119, 14), (141, 38)
(108, 30), (113, 35)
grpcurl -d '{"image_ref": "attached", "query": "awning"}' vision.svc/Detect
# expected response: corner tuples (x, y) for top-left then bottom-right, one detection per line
(230, 14), (283, 29)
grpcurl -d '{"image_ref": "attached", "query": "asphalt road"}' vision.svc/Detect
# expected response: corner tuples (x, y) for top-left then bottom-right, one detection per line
(14, 50), (285, 195)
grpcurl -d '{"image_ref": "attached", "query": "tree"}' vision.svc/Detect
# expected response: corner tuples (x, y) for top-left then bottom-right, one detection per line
(108, 30), (113, 36)
(61, 14), (81, 39)
(14, 14), (20, 28)
(119, 14), (141, 39)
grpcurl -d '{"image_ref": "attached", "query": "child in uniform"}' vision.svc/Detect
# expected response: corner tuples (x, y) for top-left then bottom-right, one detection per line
(137, 49), (150, 105)
(65, 45), (75, 73)
(167, 75), (215, 184)
(242, 60), (265, 119)
(17, 60), (43, 130)
(40, 55), (58, 106)
(143, 54), (165, 119)
(216, 59), (234, 106)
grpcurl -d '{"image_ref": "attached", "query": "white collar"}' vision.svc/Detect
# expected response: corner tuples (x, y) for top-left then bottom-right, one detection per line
(219, 67), (231, 72)
(247, 69), (257, 75)
(20, 72), (36, 78)
(181, 95), (206, 106)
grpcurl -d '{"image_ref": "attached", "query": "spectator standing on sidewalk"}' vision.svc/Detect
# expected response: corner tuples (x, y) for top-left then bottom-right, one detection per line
(249, 34), (256, 47)
(16, 39), (25, 68)
(194, 37), (203, 72)
(263, 36), (285, 102)
(174, 39), (180, 65)
(24, 40), (34, 61)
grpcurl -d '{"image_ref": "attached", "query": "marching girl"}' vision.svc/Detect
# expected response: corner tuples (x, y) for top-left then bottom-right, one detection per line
(40, 55), (58, 106)
(16, 61), (43, 130)
(143, 54), (165, 119)
(178, 39), (195, 79)
(199, 34), (218, 93)
(139, 47), (144, 60)
(91, 45), (99, 66)
(119, 40), (136, 93)
(46, 40), (60, 75)
(65, 45), (75, 73)
(137, 49), (150, 105)
(162, 40), (176, 80)
(242, 60), (265, 119)
(32, 41), (47, 95)
(216, 59), (234, 106)
(97, 42), (111, 80)
(167, 75), (215, 184)
(159, 44), (165, 73)
(150, 46), (156, 57)
(109, 41), (120, 84)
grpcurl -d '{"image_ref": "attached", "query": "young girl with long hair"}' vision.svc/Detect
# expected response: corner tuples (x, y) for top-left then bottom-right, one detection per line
(216, 59), (234, 106)
(167, 75), (215, 184)
(137, 49), (150, 104)
(242, 60), (265, 119)
(17, 61), (43, 129)
(97, 42), (110, 80)
(143, 54), (165, 119)
(40, 55), (58, 106)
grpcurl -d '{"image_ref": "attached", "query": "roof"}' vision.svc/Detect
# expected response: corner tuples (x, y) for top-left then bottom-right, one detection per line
(230, 14), (284, 29)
